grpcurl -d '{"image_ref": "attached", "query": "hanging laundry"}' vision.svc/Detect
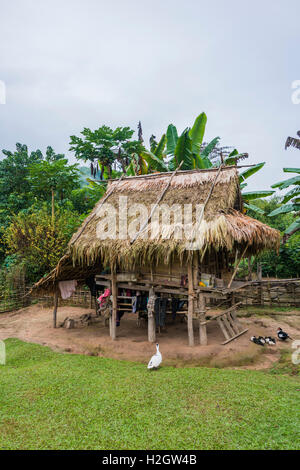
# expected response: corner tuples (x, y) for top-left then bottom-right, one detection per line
(58, 280), (77, 299)
(155, 297), (167, 327)
(132, 296), (137, 313)
(98, 288), (111, 307)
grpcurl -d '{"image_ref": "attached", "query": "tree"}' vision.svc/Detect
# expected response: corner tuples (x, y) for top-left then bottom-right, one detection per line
(0, 143), (43, 220)
(69, 184), (105, 214)
(141, 113), (221, 172)
(4, 205), (84, 282)
(69, 125), (144, 178)
(28, 158), (80, 223)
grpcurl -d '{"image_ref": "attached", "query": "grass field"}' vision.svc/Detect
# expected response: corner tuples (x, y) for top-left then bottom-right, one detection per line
(0, 338), (299, 450)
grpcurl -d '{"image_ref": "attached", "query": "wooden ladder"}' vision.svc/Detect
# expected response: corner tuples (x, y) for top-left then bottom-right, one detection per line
(211, 302), (248, 345)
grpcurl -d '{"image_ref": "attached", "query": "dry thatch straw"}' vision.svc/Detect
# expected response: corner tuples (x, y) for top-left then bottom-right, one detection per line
(32, 167), (280, 292)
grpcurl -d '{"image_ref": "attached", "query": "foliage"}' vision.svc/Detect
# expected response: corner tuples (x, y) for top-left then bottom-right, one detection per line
(3, 205), (84, 282)
(0, 144), (42, 225)
(69, 125), (144, 177)
(0, 339), (298, 450)
(166, 113), (221, 171)
(28, 158), (80, 203)
(69, 184), (105, 214)
(270, 168), (300, 240)
(246, 197), (300, 278)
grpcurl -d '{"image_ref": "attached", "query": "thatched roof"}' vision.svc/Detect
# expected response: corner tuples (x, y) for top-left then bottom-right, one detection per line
(33, 167), (280, 292)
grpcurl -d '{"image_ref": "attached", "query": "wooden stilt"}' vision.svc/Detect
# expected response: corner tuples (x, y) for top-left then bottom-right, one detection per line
(110, 271), (117, 340)
(53, 286), (59, 328)
(193, 253), (199, 288)
(148, 287), (156, 343)
(198, 292), (207, 345)
(187, 261), (194, 347)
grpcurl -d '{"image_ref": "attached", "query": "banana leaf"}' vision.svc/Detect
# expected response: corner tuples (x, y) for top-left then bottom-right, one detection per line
(239, 162), (265, 182)
(173, 128), (193, 170)
(282, 187), (300, 204)
(283, 168), (300, 174)
(153, 134), (166, 159)
(271, 175), (300, 189)
(285, 217), (300, 235)
(268, 203), (300, 217)
(201, 137), (220, 158)
(243, 203), (265, 214)
(193, 154), (213, 169)
(166, 124), (178, 156)
(224, 149), (239, 165)
(140, 150), (168, 172)
(189, 112), (207, 156)
(242, 190), (275, 201)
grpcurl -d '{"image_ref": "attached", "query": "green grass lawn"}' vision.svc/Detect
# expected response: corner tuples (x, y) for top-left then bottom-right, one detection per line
(0, 339), (299, 450)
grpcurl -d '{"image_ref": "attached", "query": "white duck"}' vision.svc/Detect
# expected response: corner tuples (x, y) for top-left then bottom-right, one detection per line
(147, 343), (162, 370)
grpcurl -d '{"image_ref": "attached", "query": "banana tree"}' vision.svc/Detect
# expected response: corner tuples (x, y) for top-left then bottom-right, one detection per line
(269, 168), (300, 240)
(165, 113), (221, 170)
(239, 162), (275, 214)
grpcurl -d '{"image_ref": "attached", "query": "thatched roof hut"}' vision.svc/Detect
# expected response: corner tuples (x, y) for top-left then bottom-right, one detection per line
(33, 166), (279, 293)
(33, 166), (280, 347)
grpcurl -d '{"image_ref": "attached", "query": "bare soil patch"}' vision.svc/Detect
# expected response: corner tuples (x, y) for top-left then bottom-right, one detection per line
(0, 304), (299, 369)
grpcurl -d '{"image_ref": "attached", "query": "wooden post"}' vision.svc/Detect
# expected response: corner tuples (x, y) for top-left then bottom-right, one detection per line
(53, 286), (59, 328)
(198, 292), (207, 345)
(148, 286), (156, 343)
(187, 261), (194, 347)
(248, 256), (252, 281)
(193, 252), (199, 288)
(110, 271), (117, 340)
(257, 262), (262, 281)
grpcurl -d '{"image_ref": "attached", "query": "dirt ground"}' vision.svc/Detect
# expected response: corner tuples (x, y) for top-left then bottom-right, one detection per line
(0, 304), (299, 369)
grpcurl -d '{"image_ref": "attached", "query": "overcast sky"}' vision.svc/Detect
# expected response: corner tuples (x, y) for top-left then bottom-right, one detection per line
(0, 0), (300, 190)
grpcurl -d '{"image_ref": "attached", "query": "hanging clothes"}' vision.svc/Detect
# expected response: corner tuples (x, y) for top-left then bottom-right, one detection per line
(155, 297), (167, 327)
(132, 296), (137, 313)
(59, 280), (77, 300)
(98, 288), (111, 307)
